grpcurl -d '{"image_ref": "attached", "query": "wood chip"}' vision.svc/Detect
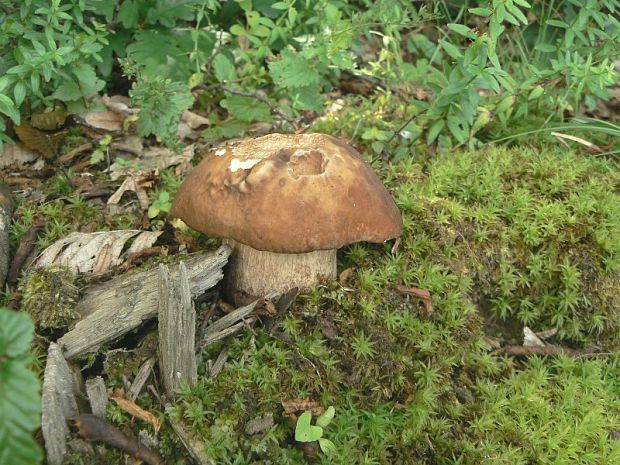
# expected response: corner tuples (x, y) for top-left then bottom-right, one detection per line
(85, 377), (108, 418)
(109, 395), (161, 432)
(128, 358), (155, 402)
(84, 111), (125, 131)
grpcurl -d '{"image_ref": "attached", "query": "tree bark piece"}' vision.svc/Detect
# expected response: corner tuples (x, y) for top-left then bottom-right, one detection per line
(85, 376), (108, 418)
(42, 343), (79, 465)
(0, 184), (13, 289)
(202, 290), (278, 346)
(128, 357), (155, 402)
(158, 262), (197, 396)
(224, 240), (335, 305)
(59, 245), (230, 359)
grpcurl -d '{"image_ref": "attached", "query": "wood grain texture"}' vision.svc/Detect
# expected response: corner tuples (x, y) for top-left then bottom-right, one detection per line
(59, 245), (230, 359)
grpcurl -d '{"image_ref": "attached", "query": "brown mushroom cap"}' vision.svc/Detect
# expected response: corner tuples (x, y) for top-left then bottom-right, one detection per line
(171, 133), (402, 253)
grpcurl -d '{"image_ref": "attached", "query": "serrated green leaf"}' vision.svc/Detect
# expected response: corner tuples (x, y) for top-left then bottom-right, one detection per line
(290, 84), (323, 112)
(118, 0), (139, 28)
(0, 310), (34, 357)
(316, 406), (335, 428)
(213, 54), (236, 83)
(221, 95), (271, 122)
(447, 23), (476, 39)
(295, 411), (323, 442)
(73, 63), (105, 96)
(269, 50), (321, 88)
(51, 79), (82, 101)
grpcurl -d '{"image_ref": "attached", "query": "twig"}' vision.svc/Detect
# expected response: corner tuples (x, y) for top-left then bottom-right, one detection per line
(7, 218), (45, 286)
(493, 345), (578, 357)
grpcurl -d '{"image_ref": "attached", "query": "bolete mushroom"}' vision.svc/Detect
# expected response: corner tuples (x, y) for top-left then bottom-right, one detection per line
(171, 133), (402, 305)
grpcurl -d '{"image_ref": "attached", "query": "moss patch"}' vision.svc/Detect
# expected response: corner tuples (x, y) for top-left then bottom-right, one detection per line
(165, 146), (620, 464)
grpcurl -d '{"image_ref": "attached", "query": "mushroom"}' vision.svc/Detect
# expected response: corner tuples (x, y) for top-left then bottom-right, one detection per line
(171, 133), (402, 305)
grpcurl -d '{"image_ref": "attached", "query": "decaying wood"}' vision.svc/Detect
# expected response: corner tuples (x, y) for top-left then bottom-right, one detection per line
(85, 376), (108, 418)
(42, 343), (79, 465)
(224, 239), (335, 305)
(72, 414), (162, 465)
(7, 218), (45, 286)
(158, 262), (197, 396)
(0, 184), (13, 289)
(129, 357), (155, 401)
(165, 404), (215, 465)
(209, 347), (229, 378)
(59, 245), (230, 359)
(202, 290), (278, 346)
(493, 345), (578, 357)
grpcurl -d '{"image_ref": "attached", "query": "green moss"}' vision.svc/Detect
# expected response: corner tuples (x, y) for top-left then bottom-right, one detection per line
(165, 145), (620, 464)
(20, 266), (80, 329)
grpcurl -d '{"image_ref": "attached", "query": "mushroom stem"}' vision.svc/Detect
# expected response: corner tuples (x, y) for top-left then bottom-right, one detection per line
(224, 240), (337, 305)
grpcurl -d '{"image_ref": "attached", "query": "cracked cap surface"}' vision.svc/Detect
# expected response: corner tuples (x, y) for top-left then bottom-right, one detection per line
(171, 133), (403, 253)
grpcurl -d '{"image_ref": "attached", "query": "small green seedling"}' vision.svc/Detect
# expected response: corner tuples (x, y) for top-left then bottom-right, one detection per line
(294, 406), (336, 455)
(90, 134), (112, 164)
(148, 191), (172, 219)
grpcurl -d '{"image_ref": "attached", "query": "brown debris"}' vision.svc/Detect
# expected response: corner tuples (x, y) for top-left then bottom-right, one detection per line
(396, 284), (434, 314)
(493, 345), (579, 357)
(281, 398), (323, 418)
(14, 120), (67, 159)
(7, 218), (45, 286)
(71, 414), (162, 465)
(108, 394), (161, 432)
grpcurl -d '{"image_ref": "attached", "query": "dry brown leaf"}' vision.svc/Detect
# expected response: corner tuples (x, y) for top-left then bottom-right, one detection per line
(30, 108), (69, 130)
(109, 396), (161, 432)
(102, 95), (136, 115)
(181, 110), (210, 129)
(281, 399), (323, 417)
(84, 111), (125, 132)
(109, 145), (195, 181)
(14, 121), (67, 159)
(31, 230), (162, 274)
(108, 176), (150, 210)
(396, 284), (434, 314)
(0, 142), (39, 168)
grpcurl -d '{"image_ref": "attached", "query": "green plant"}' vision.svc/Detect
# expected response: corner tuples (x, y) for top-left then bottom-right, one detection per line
(295, 406), (337, 455)
(90, 134), (112, 164)
(148, 191), (172, 219)
(0, 309), (42, 465)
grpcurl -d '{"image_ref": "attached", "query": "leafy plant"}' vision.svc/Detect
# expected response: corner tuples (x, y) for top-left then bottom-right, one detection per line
(148, 191), (172, 219)
(295, 406), (337, 455)
(0, 309), (42, 465)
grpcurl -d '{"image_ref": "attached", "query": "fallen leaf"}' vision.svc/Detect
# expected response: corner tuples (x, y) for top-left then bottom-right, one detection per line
(338, 268), (354, 286)
(108, 176), (150, 210)
(102, 95), (136, 115)
(396, 284), (434, 314)
(181, 110), (210, 129)
(109, 395), (161, 433)
(281, 399), (323, 417)
(109, 144), (194, 181)
(30, 107), (69, 130)
(84, 111), (125, 132)
(31, 230), (162, 274)
(14, 120), (67, 159)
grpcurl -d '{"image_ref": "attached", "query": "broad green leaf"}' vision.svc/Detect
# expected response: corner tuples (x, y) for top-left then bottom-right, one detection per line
(118, 0), (139, 28)
(0, 95), (20, 125)
(73, 63), (105, 96)
(447, 23), (476, 39)
(528, 85), (545, 100)
(0, 310), (34, 357)
(535, 43), (556, 53)
(269, 50), (321, 88)
(440, 40), (462, 59)
(318, 438), (336, 455)
(50, 79), (82, 101)
(13, 82), (26, 106)
(295, 411), (323, 442)
(427, 119), (445, 144)
(316, 406), (335, 428)
(213, 54), (236, 83)
(220, 95), (271, 122)
(468, 7), (492, 17)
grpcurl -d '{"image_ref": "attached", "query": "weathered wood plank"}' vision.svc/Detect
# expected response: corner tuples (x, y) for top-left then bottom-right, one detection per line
(85, 376), (108, 418)
(158, 262), (197, 396)
(42, 343), (79, 465)
(59, 245), (230, 359)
